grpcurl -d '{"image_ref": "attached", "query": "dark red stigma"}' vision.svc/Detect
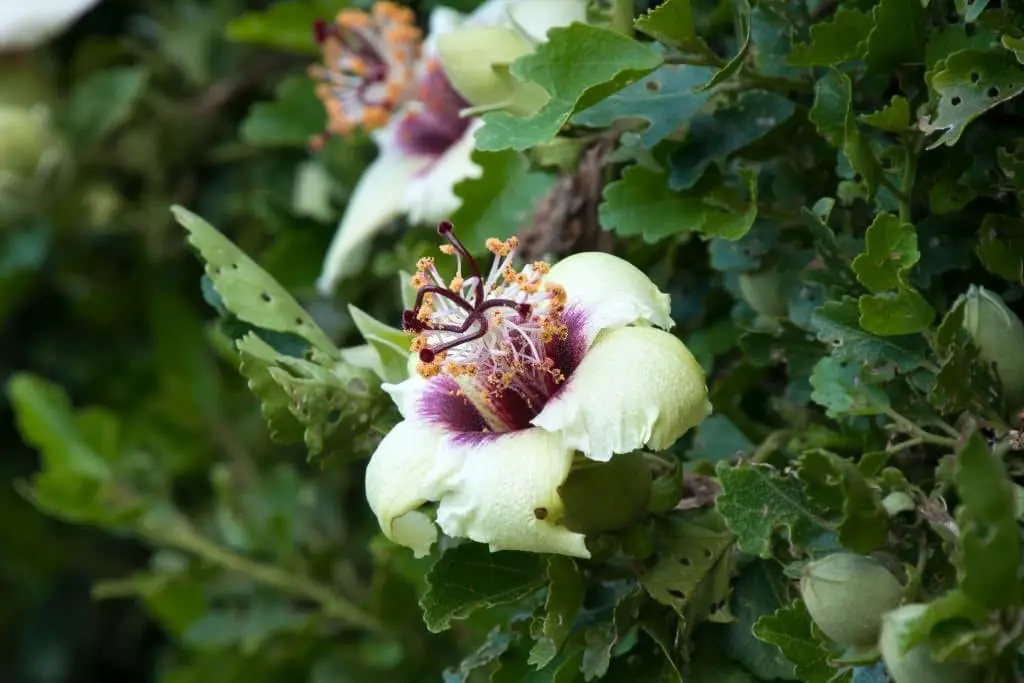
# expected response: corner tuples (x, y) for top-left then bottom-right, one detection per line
(403, 222), (530, 363)
(313, 18), (332, 44)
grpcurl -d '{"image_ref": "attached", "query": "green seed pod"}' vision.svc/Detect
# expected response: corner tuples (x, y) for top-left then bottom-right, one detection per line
(558, 451), (651, 535)
(960, 284), (1024, 410)
(799, 553), (904, 647)
(738, 268), (789, 318)
(879, 604), (984, 683)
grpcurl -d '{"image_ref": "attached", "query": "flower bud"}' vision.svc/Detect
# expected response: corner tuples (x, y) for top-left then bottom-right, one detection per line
(435, 26), (549, 116)
(738, 268), (789, 319)
(879, 603), (984, 683)
(960, 284), (1024, 410)
(799, 553), (904, 647)
(558, 452), (651, 535)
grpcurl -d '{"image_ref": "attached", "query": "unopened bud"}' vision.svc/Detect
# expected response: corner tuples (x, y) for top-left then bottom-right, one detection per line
(800, 553), (903, 647)
(436, 26), (548, 116)
(738, 268), (789, 319)
(960, 284), (1024, 410)
(879, 603), (984, 683)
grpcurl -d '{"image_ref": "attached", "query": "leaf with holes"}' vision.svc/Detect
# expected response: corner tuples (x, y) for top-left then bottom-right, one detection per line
(235, 333), (305, 444)
(714, 461), (832, 558)
(810, 356), (891, 418)
(640, 514), (735, 614)
(474, 24), (662, 151)
(787, 8), (872, 67)
(172, 206), (338, 356)
(923, 49), (1024, 149)
(573, 64), (714, 148)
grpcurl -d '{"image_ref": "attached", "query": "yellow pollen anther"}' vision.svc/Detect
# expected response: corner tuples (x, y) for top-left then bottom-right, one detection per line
(439, 244), (455, 255)
(485, 238), (506, 256)
(416, 256), (435, 271)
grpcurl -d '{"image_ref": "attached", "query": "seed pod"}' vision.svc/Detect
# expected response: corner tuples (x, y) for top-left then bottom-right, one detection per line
(960, 284), (1024, 410)
(435, 26), (548, 116)
(879, 604), (983, 683)
(738, 268), (789, 319)
(799, 553), (903, 647)
(558, 451), (651, 534)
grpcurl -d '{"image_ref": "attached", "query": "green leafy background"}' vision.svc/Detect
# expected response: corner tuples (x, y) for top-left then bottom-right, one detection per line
(4, 0), (1024, 681)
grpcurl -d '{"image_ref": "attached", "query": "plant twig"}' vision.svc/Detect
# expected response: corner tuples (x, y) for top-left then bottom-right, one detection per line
(883, 407), (959, 448)
(610, 0), (634, 36)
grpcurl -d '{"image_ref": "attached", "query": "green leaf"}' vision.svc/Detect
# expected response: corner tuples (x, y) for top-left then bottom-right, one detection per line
(529, 557), (585, 668)
(753, 600), (845, 683)
(858, 289), (935, 336)
(581, 587), (643, 680)
(895, 590), (988, 653)
(600, 165), (757, 243)
(697, 0), (752, 91)
(474, 24), (662, 151)
(1004, 35), (1024, 65)
(924, 24), (997, 71)
(346, 305), (410, 385)
(443, 627), (514, 683)
(953, 433), (1022, 608)
(787, 8), (872, 67)
(65, 66), (148, 148)
(240, 75), (326, 148)
(851, 213), (920, 293)
(669, 91), (795, 190)
(976, 214), (1024, 285)
(796, 450), (888, 553)
(810, 298), (930, 375)
(640, 515), (735, 613)
(688, 414), (755, 462)
(719, 561), (797, 680)
(419, 543), (546, 633)
(572, 64), (714, 148)
(864, 0), (926, 74)
(449, 149), (555, 248)
(859, 95), (912, 133)
(225, 0), (331, 55)
(6, 373), (112, 480)
(810, 356), (891, 418)
(171, 205), (338, 356)
(715, 461), (831, 558)
(954, 0), (989, 23)
(235, 333), (305, 443)
(634, 0), (696, 48)
(809, 69), (881, 195)
(923, 49), (1024, 149)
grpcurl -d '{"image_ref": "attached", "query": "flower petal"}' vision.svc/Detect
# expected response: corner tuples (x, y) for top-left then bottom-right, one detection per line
(317, 144), (431, 294)
(0, 0), (101, 50)
(402, 121), (483, 226)
(434, 428), (589, 558)
(546, 252), (674, 346)
(507, 0), (588, 42)
(364, 420), (444, 557)
(531, 326), (711, 462)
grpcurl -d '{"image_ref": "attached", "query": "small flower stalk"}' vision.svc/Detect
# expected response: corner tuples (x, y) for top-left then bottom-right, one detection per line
(364, 221), (711, 558)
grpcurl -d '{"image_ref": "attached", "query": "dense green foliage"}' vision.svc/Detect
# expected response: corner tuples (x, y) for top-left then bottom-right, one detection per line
(5, 0), (1024, 681)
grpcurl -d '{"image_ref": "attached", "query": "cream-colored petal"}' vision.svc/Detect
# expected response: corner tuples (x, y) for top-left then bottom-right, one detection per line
(434, 428), (589, 558)
(507, 0), (588, 42)
(546, 251), (674, 346)
(532, 327), (711, 462)
(382, 374), (430, 420)
(317, 146), (431, 294)
(0, 0), (101, 50)
(364, 420), (444, 557)
(402, 122), (483, 226)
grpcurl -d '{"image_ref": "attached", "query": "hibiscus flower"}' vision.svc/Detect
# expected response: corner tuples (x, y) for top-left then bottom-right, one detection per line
(0, 0), (102, 50)
(365, 222), (712, 558)
(312, 0), (587, 294)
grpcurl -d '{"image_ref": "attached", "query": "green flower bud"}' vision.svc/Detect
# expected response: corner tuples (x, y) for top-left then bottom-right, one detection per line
(435, 26), (549, 116)
(738, 268), (789, 318)
(558, 452), (651, 535)
(879, 604), (984, 683)
(960, 284), (1024, 410)
(799, 553), (904, 647)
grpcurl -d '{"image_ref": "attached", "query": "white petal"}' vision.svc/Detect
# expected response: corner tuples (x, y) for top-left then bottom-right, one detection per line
(0, 0), (101, 50)
(402, 121), (483, 226)
(317, 145), (431, 294)
(532, 327), (711, 462)
(546, 252), (674, 346)
(507, 0), (588, 42)
(423, 5), (466, 55)
(434, 428), (589, 558)
(466, 0), (517, 25)
(382, 374), (430, 420)
(364, 420), (444, 557)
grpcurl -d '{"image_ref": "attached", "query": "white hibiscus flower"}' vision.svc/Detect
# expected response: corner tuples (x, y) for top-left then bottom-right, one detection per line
(0, 0), (102, 51)
(365, 222), (712, 559)
(312, 0), (588, 294)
